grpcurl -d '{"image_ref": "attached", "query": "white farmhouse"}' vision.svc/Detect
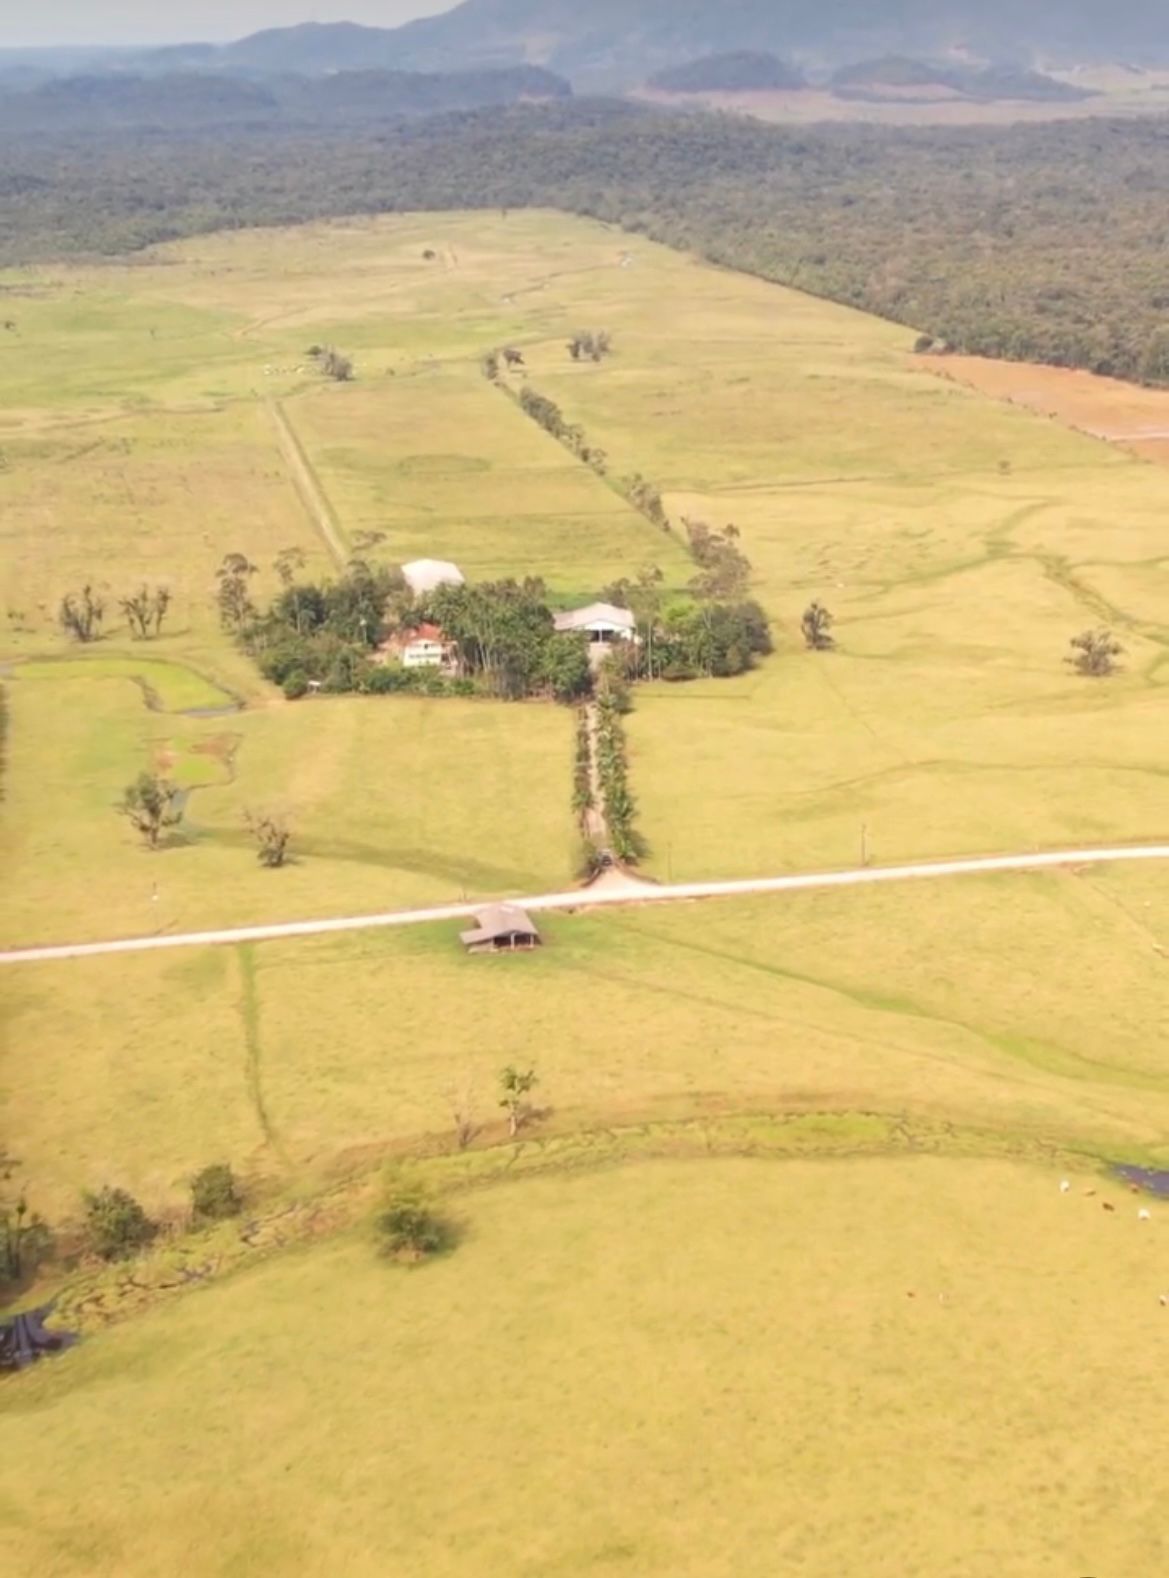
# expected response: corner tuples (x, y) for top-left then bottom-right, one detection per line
(378, 623), (457, 671)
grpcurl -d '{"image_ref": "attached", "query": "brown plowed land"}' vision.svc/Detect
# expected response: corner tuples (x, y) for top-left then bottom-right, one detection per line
(924, 355), (1169, 466)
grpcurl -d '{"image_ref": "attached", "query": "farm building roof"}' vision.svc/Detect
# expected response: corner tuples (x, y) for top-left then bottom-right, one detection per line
(460, 903), (541, 949)
(382, 622), (448, 649)
(401, 559), (465, 596)
(553, 602), (636, 634)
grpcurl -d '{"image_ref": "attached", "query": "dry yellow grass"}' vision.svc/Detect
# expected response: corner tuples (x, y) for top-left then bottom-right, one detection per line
(3, 1156), (1169, 1577)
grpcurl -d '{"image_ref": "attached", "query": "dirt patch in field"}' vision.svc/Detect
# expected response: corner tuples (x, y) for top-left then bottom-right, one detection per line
(633, 87), (1166, 126)
(923, 355), (1169, 466)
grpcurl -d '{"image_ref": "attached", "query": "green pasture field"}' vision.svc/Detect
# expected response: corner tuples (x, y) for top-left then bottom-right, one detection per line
(5, 210), (1169, 1575)
(7, 863), (1169, 1218)
(512, 245), (1169, 877)
(1, 668), (575, 946)
(3, 1154), (1168, 1578)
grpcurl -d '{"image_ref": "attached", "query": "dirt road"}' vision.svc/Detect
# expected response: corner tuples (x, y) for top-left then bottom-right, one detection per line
(3, 844), (1168, 967)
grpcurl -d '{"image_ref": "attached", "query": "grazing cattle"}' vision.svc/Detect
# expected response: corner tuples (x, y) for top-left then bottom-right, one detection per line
(1059, 1180), (1070, 1193)
(1102, 1202), (1116, 1213)
(1139, 1209), (1152, 1222)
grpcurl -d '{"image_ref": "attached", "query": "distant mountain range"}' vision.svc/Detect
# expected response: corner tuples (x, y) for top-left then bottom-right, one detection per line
(0, 65), (572, 132)
(1, 2), (1165, 93)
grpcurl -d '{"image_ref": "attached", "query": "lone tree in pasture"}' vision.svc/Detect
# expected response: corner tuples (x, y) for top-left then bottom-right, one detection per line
(120, 771), (183, 850)
(216, 553), (258, 631)
(247, 810), (292, 869)
(58, 584), (105, 643)
(1067, 628), (1123, 677)
(311, 345), (354, 382)
(499, 1065), (539, 1138)
(376, 1171), (449, 1264)
(1, 1155), (52, 1289)
(446, 1075), (478, 1151)
(81, 1186), (156, 1262)
(801, 602), (836, 651)
(119, 585), (172, 640)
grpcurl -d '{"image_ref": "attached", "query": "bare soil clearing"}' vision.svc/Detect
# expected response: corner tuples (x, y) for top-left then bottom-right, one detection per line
(925, 355), (1169, 466)
(634, 83), (1169, 126)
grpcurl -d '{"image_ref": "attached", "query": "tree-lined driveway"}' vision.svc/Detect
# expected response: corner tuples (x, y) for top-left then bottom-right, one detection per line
(3, 844), (1168, 966)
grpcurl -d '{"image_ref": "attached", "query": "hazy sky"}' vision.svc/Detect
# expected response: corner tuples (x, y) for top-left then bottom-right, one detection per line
(0, 1), (453, 48)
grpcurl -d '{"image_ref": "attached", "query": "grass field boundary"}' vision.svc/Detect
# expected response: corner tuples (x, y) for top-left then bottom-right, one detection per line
(38, 1105), (1137, 1336)
(267, 396), (348, 567)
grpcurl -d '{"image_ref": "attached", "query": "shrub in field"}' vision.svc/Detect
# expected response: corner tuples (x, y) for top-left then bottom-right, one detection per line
(190, 1164), (243, 1222)
(1067, 628), (1122, 677)
(376, 1172), (450, 1264)
(82, 1186), (157, 1261)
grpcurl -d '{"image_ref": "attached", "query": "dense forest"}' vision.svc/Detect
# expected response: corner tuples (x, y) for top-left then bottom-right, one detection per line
(646, 53), (806, 93)
(0, 66), (572, 133)
(4, 99), (1169, 384)
(830, 57), (1095, 101)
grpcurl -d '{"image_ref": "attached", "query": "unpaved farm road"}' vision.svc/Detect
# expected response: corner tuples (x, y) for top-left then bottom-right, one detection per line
(3, 844), (1169, 967)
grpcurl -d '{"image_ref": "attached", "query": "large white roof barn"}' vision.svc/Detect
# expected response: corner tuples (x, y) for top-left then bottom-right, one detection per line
(553, 602), (637, 643)
(402, 559), (465, 597)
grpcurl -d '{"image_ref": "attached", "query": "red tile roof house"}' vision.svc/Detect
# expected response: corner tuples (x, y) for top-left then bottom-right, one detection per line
(377, 623), (458, 673)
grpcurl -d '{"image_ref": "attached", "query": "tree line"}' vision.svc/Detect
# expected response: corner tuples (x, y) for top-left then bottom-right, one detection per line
(5, 103), (1169, 385)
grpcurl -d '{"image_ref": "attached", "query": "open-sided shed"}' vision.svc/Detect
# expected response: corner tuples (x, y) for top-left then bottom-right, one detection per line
(460, 904), (542, 955)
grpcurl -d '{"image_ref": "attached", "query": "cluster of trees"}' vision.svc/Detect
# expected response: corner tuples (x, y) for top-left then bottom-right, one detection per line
(514, 384), (608, 473)
(428, 578), (592, 701)
(593, 668), (641, 864)
(8, 103), (1169, 387)
(684, 517), (751, 599)
(82, 1164), (242, 1260)
(567, 328), (612, 362)
(222, 552), (408, 695)
(227, 551), (592, 704)
(1, 1159), (244, 1292)
(307, 343), (354, 382)
(624, 472), (668, 528)
(602, 564), (772, 683)
(58, 582), (173, 642)
(573, 707), (593, 820)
